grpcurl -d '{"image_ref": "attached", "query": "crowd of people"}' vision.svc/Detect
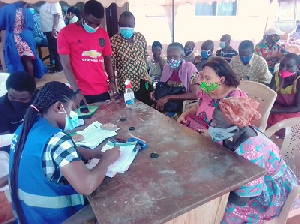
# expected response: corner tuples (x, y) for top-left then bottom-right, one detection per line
(0, 0), (300, 223)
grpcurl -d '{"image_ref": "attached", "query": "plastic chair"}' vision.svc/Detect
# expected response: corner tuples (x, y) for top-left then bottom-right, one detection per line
(264, 117), (300, 224)
(239, 80), (277, 131)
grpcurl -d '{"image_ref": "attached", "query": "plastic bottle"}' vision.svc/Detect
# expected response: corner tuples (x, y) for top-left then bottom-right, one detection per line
(124, 80), (136, 108)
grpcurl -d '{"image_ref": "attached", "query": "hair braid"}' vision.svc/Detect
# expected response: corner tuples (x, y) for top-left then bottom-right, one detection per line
(10, 82), (74, 223)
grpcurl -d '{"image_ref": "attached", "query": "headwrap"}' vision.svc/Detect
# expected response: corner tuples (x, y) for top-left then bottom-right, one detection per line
(219, 97), (261, 128)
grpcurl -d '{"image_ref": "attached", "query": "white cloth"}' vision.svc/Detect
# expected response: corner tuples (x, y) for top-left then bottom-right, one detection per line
(40, 3), (66, 33)
(0, 134), (14, 147)
(0, 73), (9, 97)
(0, 151), (10, 201)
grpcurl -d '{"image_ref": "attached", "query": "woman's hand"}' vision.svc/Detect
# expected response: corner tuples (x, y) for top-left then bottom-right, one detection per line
(101, 147), (120, 166)
(156, 96), (169, 111)
(177, 114), (187, 124)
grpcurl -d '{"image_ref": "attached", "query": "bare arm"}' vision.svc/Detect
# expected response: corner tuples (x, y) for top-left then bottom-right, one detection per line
(60, 54), (87, 107)
(0, 175), (8, 188)
(52, 14), (60, 37)
(61, 147), (120, 195)
(103, 56), (115, 82)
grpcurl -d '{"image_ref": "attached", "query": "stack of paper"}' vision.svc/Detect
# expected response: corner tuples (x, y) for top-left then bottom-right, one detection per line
(86, 141), (138, 177)
(75, 121), (117, 149)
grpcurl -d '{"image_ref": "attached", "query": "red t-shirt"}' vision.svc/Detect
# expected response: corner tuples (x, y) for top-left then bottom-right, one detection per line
(57, 23), (112, 95)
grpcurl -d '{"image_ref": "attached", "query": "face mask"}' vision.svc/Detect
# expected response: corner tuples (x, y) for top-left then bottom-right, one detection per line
(201, 50), (211, 59)
(83, 22), (99, 33)
(208, 126), (238, 142)
(120, 27), (134, 39)
(60, 106), (79, 131)
(279, 70), (295, 78)
(29, 8), (34, 15)
(10, 101), (31, 111)
(219, 41), (226, 49)
(69, 16), (78, 24)
(199, 82), (219, 94)
(184, 48), (193, 56)
(240, 54), (253, 65)
(167, 58), (182, 69)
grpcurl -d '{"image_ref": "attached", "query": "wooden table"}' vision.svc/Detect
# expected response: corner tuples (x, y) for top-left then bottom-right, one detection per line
(83, 100), (265, 224)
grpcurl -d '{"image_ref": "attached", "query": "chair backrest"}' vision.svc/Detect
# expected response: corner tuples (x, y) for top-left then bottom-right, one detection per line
(265, 117), (300, 179)
(239, 80), (277, 131)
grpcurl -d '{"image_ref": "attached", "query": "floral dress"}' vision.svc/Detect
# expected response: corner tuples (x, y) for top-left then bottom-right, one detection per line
(195, 88), (248, 127)
(14, 8), (35, 58)
(222, 130), (300, 224)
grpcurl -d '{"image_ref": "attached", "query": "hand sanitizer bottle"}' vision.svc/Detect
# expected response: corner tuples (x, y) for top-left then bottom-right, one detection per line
(124, 80), (136, 108)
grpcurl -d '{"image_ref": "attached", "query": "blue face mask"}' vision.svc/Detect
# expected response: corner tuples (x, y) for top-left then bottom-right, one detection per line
(60, 107), (79, 131)
(167, 58), (182, 69)
(120, 27), (134, 39)
(201, 50), (211, 59)
(240, 54), (253, 65)
(219, 41), (226, 49)
(208, 126), (238, 142)
(83, 22), (99, 33)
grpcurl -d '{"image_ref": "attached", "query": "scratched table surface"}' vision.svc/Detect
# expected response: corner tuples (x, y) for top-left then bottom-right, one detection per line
(83, 100), (266, 224)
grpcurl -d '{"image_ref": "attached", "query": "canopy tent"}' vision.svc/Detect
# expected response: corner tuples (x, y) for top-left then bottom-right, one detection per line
(1, 0), (236, 42)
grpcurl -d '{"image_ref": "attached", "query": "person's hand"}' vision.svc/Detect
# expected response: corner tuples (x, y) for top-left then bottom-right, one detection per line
(108, 82), (119, 99)
(177, 114), (187, 124)
(197, 128), (210, 137)
(73, 91), (87, 110)
(52, 28), (58, 38)
(149, 92), (155, 101)
(101, 147), (120, 165)
(156, 96), (169, 111)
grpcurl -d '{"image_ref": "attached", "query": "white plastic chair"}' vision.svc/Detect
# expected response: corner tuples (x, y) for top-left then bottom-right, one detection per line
(264, 117), (300, 224)
(0, 72), (9, 97)
(239, 80), (277, 131)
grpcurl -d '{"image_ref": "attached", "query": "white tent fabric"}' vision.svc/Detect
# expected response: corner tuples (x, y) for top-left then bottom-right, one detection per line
(2, 0), (236, 7)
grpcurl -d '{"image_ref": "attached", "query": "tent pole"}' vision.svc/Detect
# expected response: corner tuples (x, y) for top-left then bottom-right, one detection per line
(172, 0), (175, 43)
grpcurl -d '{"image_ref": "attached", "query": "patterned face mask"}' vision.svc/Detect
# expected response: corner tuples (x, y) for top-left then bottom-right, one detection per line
(208, 125), (238, 142)
(199, 82), (219, 94)
(167, 58), (183, 69)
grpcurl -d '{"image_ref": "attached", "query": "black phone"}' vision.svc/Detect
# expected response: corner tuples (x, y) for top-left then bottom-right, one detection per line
(80, 106), (90, 113)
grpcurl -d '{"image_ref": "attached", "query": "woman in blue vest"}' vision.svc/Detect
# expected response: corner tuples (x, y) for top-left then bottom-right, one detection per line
(9, 81), (120, 223)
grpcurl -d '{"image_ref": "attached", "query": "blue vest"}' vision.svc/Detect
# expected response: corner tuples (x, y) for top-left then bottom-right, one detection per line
(9, 117), (84, 224)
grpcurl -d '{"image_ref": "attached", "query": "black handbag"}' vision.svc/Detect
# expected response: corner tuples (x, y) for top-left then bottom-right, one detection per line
(154, 82), (186, 112)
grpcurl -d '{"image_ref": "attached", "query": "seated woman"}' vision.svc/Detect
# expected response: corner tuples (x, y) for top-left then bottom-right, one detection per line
(9, 81), (120, 223)
(177, 57), (247, 136)
(209, 97), (300, 224)
(147, 41), (166, 83)
(154, 42), (198, 113)
(268, 53), (300, 133)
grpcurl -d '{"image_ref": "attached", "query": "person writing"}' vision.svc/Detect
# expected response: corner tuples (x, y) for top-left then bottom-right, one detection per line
(178, 57), (247, 136)
(9, 81), (120, 223)
(209, 97), (300, 223)
(58, 0), (117, 106)
(268, 53), (300, 133)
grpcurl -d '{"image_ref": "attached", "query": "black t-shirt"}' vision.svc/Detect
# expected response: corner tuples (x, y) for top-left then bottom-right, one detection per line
(216, 46), (238, 62)
(0, 94), (30, 133)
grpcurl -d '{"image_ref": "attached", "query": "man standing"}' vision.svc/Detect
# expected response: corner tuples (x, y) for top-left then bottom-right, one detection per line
(110, 11), (152, 105)
(40, 2), (65, 72)
(230, 40), (272, 84)
(57, 0), (117, 105)
(216, 34), (238, 62)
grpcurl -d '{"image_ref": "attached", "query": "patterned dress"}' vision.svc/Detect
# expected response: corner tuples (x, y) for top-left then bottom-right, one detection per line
(14, 9), (35, 58)
(195, 88), (248, 127)
(222, 130), (300, 224)
(110, 32), (151, 92)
